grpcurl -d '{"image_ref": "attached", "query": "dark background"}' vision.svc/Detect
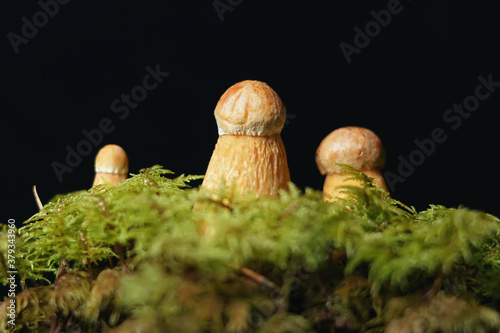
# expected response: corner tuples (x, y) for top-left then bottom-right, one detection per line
(2, 0), (500, 226)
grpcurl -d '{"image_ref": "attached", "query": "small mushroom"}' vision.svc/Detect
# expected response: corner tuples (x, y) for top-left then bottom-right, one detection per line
(92, 144), (129, 187)
(201, 80), (290, 196)
(315, 126), (388, 201)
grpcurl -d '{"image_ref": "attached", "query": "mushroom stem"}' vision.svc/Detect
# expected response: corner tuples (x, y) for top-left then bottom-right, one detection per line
(93, 172), (127, 187)
(323, 168), (388, 201)
(203, 134), (289, 196)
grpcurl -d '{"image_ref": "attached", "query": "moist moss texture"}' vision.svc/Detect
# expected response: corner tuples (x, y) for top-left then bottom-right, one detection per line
(1, 165), (500, 332)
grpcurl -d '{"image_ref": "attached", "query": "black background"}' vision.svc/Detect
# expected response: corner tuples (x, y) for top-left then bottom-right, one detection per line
(2, 0), (500, 226)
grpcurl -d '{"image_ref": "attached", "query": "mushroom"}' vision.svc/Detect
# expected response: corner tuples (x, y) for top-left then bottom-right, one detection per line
(315, 126), (388, 201)
(201, 80), (290, 196)
(92, 144), (129, 187)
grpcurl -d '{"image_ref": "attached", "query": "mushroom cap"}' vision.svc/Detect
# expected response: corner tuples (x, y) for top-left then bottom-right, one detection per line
(94, 144), (129, 174)
(315, 127), (386, 175)
(214, 80), (286, 136)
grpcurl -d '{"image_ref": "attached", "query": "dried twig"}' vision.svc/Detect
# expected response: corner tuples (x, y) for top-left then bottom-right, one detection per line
(33, 185), (44, 211)
(239, 266), (280, 293)
(422, 270), (444, 302)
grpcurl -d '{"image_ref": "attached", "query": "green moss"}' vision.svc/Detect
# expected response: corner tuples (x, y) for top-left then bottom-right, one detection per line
(1, 165), (499, 332)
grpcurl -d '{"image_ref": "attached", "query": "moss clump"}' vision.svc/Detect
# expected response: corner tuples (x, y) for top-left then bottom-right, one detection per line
(1, 165), (499, 332)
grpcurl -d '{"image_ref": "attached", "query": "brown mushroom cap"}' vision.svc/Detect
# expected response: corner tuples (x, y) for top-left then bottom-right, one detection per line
(94, 144), (129, 175)
(315, 127), (386, 175)
(214, 80), (286, 136)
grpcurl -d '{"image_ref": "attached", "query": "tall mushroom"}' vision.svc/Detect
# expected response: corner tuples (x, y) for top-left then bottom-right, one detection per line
(201, 80), (290, 196)
(315, 126), (388, 202)
(92, 144), (129, 187)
